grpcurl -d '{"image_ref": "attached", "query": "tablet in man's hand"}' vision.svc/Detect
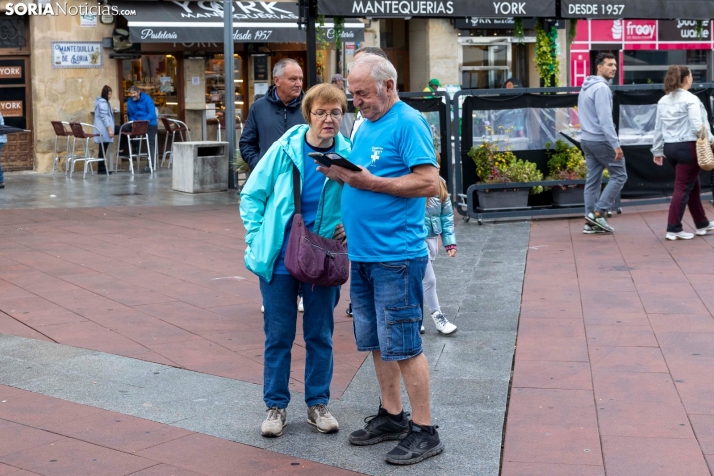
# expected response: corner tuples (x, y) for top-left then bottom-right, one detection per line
(308, 152), (361, 172)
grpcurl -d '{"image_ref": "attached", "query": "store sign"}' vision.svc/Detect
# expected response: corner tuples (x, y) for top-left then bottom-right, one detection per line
(120, 1), (365, 43)
(51, 42), (102, 69)
(0, 100), (23, 118)
(0, 66), (22, 79)
(454, 18), (561, 30)
(316, 0), (556, 17)
(659, 20), (711, 41)
(561, 0), (714, 20)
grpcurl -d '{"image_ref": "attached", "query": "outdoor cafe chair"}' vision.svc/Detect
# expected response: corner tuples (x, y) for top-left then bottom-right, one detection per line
(160, 117), (191, 168)
(51, 121), (73, 174)
(116, 120), (153, 175)
(217, 114), (243, 142)
(67, 122), (109, 179)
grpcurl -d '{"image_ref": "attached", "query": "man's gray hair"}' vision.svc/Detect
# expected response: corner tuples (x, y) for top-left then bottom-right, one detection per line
(353, 55), (398, 95)
(354, 46), (388, 59)
(273, 58), (300, 79)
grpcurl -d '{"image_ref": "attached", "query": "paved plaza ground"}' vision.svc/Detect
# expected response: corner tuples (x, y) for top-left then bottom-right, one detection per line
(1, 170), (714, 475)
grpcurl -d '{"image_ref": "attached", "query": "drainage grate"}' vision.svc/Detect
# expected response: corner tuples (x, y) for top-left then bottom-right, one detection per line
(112, 192), (143, 197)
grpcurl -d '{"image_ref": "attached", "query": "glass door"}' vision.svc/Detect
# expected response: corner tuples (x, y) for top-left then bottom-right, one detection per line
(461, 43), (511, 89)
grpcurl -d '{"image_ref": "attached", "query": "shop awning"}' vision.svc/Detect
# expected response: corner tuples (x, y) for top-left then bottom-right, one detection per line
(114, 1), (364, 44)
(316, 0), (555, 18)
(561, 0), (714, 20)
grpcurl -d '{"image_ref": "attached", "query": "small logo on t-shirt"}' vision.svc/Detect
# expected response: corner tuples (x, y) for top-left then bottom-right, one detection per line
(370, 146), (383, 167)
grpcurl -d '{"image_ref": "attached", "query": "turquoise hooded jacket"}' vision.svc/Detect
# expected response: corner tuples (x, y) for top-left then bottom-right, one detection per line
(239, 124), (351, 282)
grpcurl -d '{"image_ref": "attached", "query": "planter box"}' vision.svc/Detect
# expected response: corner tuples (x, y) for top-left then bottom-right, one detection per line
(552, 185), (585, 207)
(477, 189), (530, 210)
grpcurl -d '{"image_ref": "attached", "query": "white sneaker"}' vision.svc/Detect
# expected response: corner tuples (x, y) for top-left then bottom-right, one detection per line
(307, 404), (339, 433)
(666, 231), (694, 241)
(261, 305), (264, 313)
(696, 223), (714, 236)
(298, 297), (304, 312)
(431, 311), (458, 335)
(420, 325), (425, 334)
(261, 407), (287, 437)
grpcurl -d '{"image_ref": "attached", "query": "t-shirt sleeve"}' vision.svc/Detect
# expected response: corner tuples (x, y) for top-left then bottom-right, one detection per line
(400, 112), (438, 170)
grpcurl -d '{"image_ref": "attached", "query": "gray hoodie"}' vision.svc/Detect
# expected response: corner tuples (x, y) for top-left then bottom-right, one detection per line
(578, 76), (620, 149)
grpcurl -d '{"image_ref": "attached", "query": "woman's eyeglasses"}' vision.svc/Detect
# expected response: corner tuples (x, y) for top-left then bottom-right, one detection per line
(311, 110), (344, 120)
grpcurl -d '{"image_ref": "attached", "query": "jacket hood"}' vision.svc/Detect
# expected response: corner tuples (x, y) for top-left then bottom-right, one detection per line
(94, 96), (106, 106)
(582, 75), (610, 90)
(265, 84), (304, 108)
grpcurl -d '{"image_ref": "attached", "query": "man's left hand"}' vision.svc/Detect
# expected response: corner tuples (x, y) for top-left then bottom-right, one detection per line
(316, 162), (375, 191)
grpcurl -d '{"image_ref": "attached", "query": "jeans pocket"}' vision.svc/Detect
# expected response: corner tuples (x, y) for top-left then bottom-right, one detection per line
(384, 305), (422, 357)
(378, 260), (407, 269)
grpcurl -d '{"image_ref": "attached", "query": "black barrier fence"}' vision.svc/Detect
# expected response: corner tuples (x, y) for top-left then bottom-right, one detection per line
(452, 83), (714, 219)
(343, 91), (452, 186)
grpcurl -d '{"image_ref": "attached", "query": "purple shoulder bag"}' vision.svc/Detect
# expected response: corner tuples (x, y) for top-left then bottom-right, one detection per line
(284, 164), (349, 287)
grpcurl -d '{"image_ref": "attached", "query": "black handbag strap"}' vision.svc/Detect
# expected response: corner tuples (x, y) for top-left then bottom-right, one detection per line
(292, 163), (301, 214)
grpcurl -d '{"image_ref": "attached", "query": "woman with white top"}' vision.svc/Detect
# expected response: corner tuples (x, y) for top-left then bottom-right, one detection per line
(652, 65), (714, 240)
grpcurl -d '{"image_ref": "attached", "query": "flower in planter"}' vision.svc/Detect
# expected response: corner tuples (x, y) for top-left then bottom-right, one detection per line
(545, 139), (586, 189)
(468, 137), (543, 195)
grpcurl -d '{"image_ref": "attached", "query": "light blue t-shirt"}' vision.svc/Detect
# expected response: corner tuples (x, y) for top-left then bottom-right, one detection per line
(342, 101), (437, 262)
(274, 136), (333, 274)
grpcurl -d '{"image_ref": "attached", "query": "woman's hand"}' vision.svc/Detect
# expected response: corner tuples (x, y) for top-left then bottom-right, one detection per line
(108, 127), (114, 139)
(653, 156), (663, 166)
(333, 224), (346, 243)
(447, 249), (457, 257)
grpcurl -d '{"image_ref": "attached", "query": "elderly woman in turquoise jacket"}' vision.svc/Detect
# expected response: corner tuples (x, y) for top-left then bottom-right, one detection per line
(240, 83), (350, 438)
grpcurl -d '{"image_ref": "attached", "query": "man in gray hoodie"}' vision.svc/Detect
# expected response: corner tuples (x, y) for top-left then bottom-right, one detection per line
(578, 53), (627, 233)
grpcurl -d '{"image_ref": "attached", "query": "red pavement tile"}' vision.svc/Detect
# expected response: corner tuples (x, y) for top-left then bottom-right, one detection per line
(0, 392), (107, 432)
(0, 420), (63, 458)
(518, 298), (584, 320)
(576, 277), (636, 293)
(0, 463), (29, 475)
(601, 436), (710, 476)
(501, 462), (605, 476)
(503, 388), (601, 466)
(136, 433), (362, 476)
(648, 313), (714, 334)
(585, 325), (658, 347)
(512, 360), (593, 390)
(657, 332), (714, 357)
(57, 412), (193, 453)
(589, 346), (669, 373)
(689, 415), (714, 454)
(592, 372), (680, 404)
(128, 464), (205, 476)
(37, 321), (152, 356)
(515, 319), (589, 362)
(0, 316), (53, 342)
(0, 437), (156, 476)
(596, 400), (694, 438)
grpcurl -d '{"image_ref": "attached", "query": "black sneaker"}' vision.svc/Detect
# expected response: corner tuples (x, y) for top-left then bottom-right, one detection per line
(348, 405), (410, 446)
(385, 421), (444, 465)
(346, 303), (353, 316)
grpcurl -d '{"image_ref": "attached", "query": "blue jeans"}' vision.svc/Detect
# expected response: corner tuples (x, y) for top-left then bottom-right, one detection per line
(259, 274), (339, 409)
(0, 143), (4, 183)
(351, 257), (428, 362)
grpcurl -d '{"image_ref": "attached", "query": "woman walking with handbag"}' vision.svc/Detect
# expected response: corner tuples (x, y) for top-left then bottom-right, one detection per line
(240, 84), (350, 438)
(652, 65), (714, 240)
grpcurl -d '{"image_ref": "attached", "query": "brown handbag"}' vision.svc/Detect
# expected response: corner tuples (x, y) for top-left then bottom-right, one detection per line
(284, 164), (349, 287)
(697, 125), (714, 171)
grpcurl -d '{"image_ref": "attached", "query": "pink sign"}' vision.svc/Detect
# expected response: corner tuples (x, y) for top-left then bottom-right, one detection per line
(623, 20), (657, 42)
(570, 52), (590, 88)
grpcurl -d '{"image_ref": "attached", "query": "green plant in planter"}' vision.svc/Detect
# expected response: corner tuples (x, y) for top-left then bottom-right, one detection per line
(231, 148), (250, 173)
(468, 139), (543, 195)
(545, 139), (586, 181)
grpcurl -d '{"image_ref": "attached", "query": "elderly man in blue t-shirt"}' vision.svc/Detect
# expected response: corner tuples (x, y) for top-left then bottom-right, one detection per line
(316, 54), (443, 465)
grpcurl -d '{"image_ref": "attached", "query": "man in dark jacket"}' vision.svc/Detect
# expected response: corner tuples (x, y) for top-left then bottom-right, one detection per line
(126, 86), (157, 173)
(239, 59), (305, 170)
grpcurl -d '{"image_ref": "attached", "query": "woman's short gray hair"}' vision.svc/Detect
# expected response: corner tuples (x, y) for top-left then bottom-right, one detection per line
(273, 58), (300, 79)
(353, 55), (398, 95)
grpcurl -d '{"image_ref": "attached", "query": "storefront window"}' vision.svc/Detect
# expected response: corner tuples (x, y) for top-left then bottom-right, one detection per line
(623, 50), (708, 84)
(462, 44), (510, 89)
(122, 55), (179, 117)
(205, 54), (244, 121)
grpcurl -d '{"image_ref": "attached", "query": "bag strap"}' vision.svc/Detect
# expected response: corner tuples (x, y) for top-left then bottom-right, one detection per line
(292, 163), (301, 214)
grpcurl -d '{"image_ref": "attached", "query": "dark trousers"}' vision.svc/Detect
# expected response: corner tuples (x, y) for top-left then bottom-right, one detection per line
(97, 141), (111, 173)
(665, 141), (710, 233)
